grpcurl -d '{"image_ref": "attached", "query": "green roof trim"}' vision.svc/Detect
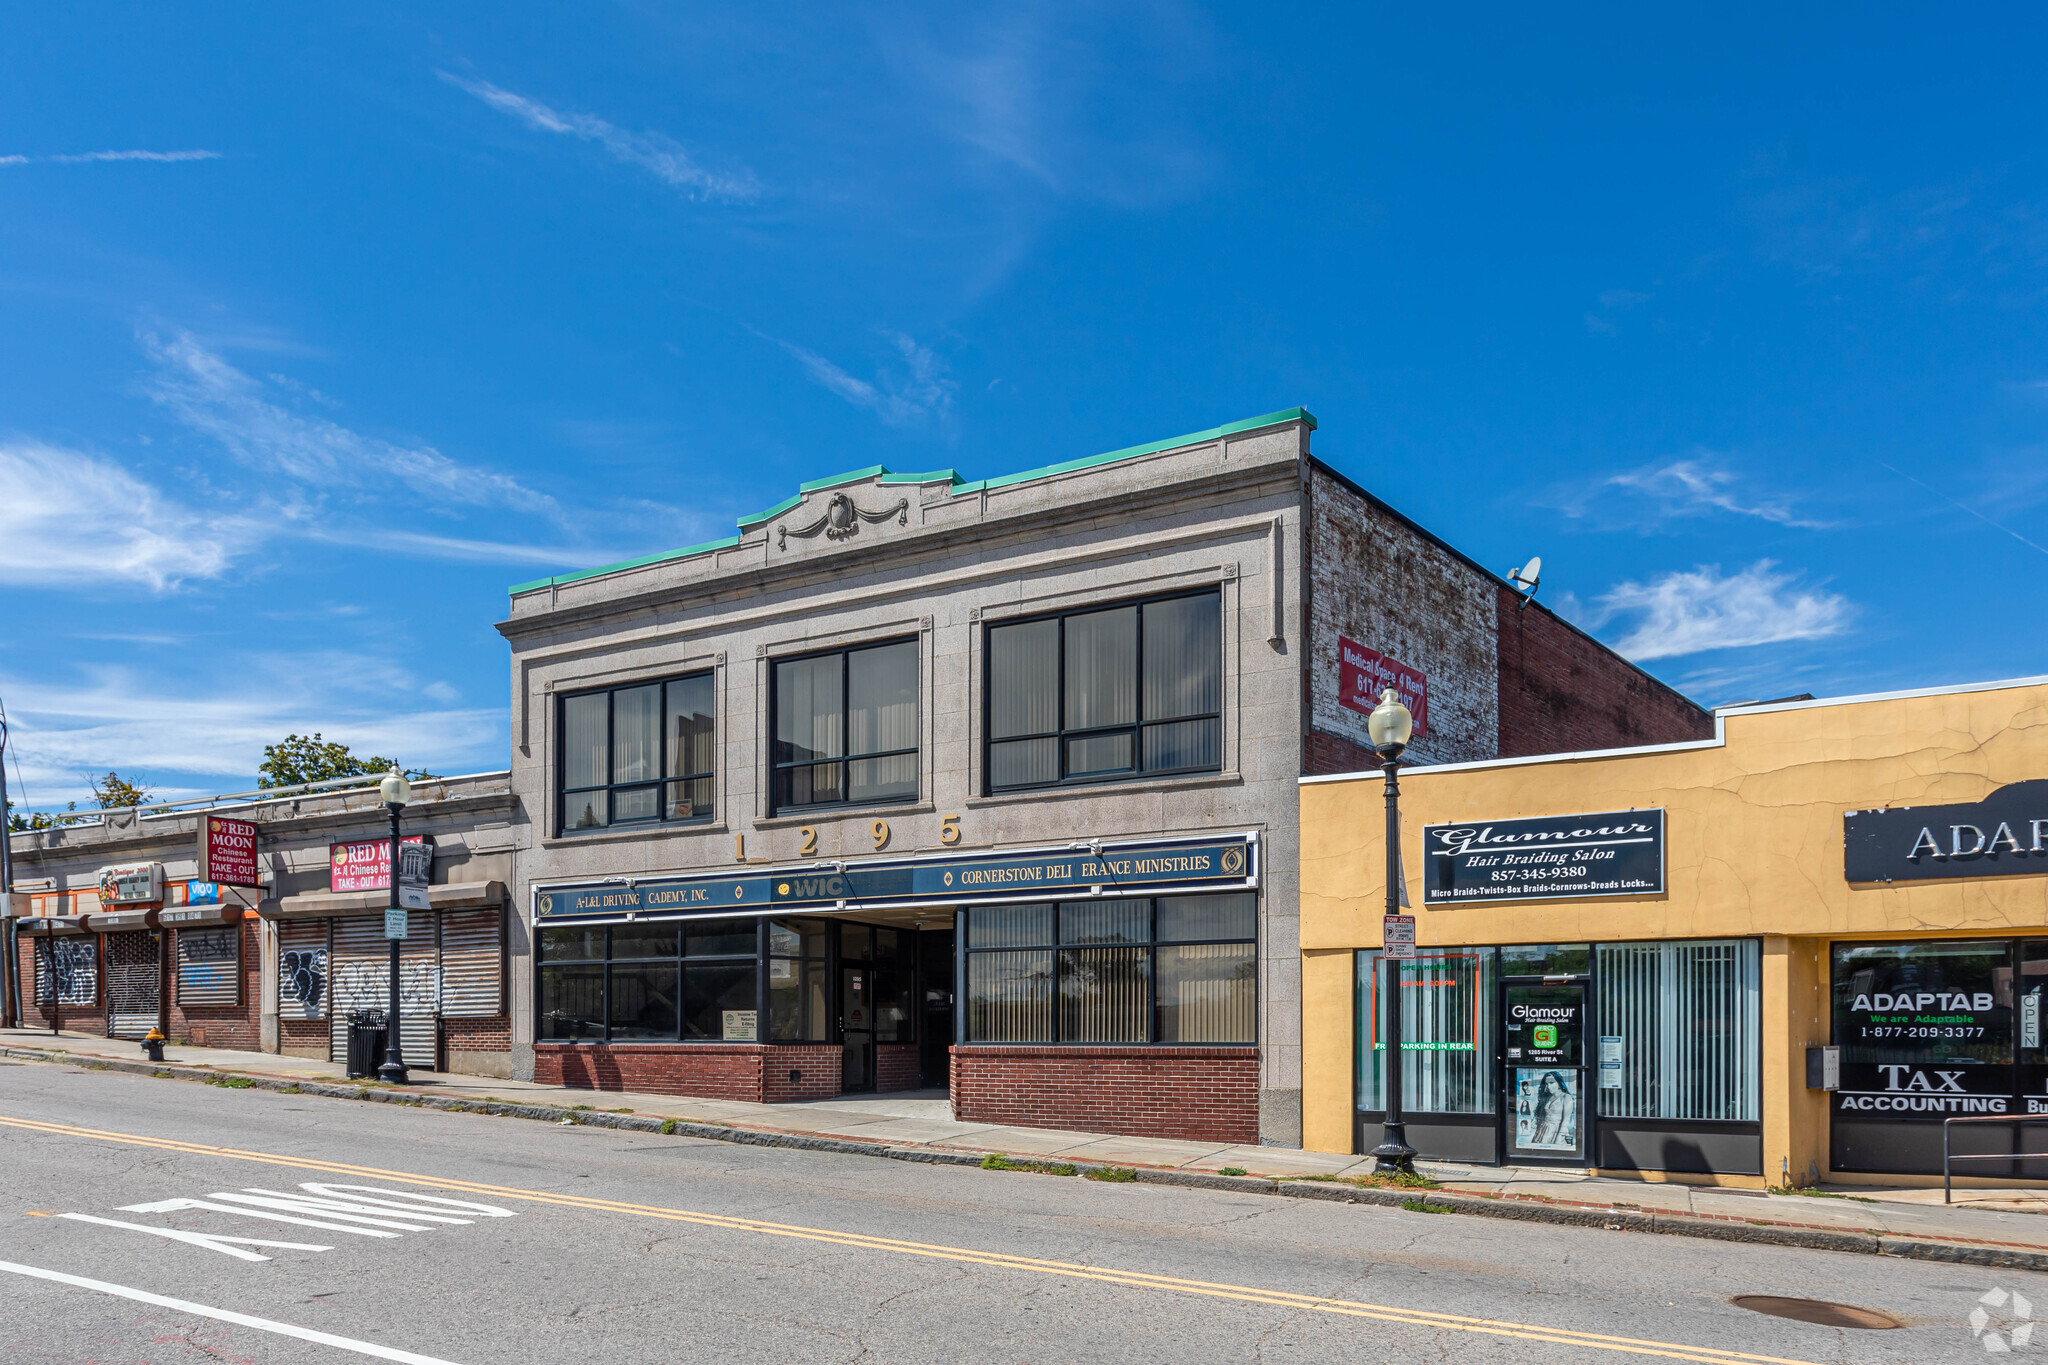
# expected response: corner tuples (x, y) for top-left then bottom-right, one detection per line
(507, 534), (742, 595)
(509, 406), (1315, 596)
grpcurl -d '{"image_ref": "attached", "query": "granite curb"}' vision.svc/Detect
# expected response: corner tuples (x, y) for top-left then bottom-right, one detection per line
(10, 1043), (2047, 1272)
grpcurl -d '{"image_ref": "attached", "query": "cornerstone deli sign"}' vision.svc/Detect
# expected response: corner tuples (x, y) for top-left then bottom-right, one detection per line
(1422, 810), (1665, 905)
(535, 835), (1256, 921)
(1844, 780), (2048, 884)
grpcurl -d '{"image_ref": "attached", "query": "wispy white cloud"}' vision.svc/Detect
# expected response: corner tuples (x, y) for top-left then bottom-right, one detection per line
(0, 439), (257, 589)
(0, 662), (502, 809)
(438, 71), (758, 203)
(760, 328), (955, 427)
(0, 149), (220, 166)
(140, 328), (554, 513)
(1606, 457), (1831, 529)
(1591, 560), (1853, 661)
(318, 527), (633, 568)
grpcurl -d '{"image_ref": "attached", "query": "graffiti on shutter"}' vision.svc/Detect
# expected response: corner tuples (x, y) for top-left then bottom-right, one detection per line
(329, 914), (438, 1069)
(35, 939), (99, 1007)
(104, 930), (161, 1037)
(278, 920), (329, 1021)
(177, 928), (241, 1008)
(439, 906), (504, 1018)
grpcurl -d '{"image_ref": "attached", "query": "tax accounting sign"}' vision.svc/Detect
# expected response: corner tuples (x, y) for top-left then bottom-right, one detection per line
(1421, 809), (1665, 905)
(1844, 779), (2048, 883)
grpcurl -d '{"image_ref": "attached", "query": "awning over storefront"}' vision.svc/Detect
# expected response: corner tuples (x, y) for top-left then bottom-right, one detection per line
(266, 879), (508, 920)
(17, 915), (88, 936)
(158, 904), (247, 929)
(84, 908), (159, 932)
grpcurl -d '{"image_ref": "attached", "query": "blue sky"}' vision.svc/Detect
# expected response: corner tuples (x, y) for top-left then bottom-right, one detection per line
(4, 5), (2046, 811)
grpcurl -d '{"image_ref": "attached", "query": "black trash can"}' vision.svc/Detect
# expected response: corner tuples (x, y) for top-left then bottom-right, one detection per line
(346, 1011), (388, 1080)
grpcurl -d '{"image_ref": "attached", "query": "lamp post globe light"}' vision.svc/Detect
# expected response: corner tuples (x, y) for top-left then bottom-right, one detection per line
(1367, 687), (1418, 1175)
(378, 769), (412, 1085)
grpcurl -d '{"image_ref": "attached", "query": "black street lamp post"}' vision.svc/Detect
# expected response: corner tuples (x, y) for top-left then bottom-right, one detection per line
(1368, 687), (1418, 1175)
(377, 769), (412, 1085)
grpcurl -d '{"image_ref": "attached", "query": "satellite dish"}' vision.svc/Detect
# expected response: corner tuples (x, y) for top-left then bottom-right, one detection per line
(1508, 556), (1542, 609)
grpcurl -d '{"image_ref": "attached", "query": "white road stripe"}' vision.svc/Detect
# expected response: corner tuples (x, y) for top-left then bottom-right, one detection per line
(0, 1260), (467, 1365)
(55, 1213), (333, 1262)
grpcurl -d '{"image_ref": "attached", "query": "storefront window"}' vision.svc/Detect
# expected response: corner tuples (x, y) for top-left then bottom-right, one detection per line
(1595, 939), (1760, 1122)
(1832, 940), (2013, 1116)
(965, 893), (1254, 1043)
(1358, 949), (1496, 1113)
(539, 919), (758, 1042)
(768, 919), (828, 1042)
(1500, 944), (1591, 977)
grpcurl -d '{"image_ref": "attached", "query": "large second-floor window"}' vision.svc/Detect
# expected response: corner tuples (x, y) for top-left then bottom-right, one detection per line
(773, 640), (919, 812)
(559, 673), (714, 833)
(986, 589), (1221, 792)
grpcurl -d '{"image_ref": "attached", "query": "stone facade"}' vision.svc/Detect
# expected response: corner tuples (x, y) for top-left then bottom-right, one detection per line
(496, 407), (1710, 1146)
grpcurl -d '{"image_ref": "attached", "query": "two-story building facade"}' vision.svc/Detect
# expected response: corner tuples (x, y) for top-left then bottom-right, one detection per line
(498, 407), (1709, 1146)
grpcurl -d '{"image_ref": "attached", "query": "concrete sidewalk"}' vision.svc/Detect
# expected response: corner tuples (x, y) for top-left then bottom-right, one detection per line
(9, 1026), (2048, 1263)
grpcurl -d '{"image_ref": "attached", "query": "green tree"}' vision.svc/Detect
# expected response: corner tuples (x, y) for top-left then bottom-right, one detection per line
(258, 733), (413, 789)
(90, 771), (152, 809)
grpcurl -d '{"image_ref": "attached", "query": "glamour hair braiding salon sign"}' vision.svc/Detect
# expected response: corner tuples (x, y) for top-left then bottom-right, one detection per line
(1844, 779), (2048, 883)
(1422, 809), (1664, 905)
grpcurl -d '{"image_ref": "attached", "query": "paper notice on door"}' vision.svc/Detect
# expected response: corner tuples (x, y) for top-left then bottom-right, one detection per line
(1598, 1035), (1625, 1087)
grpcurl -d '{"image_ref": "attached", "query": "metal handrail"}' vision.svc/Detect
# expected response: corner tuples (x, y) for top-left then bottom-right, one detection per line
(1943, 1114), (2048, 1203)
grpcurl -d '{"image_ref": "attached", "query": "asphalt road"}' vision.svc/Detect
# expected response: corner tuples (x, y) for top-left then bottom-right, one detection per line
(0, 1058), (2033, 1364)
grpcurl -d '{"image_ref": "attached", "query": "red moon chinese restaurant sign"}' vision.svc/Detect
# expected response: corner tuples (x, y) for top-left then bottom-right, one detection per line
(330, 835), (427, 893)
(1337, 636), (1428, 737)
(203, 816), (261, 888)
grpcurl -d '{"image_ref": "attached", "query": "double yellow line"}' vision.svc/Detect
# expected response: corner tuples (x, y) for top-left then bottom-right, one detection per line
(0, 1113), (1826, 1365)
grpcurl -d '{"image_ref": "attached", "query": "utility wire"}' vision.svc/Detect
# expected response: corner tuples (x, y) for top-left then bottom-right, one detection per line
(1878, 462), (2048, 560)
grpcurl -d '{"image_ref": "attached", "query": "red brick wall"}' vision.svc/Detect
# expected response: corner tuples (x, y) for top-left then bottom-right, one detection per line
(875, 1043), (921, 1093)
(444, 1017), (510, 1053)
(533, 1043), (844, 1103)
(169, 921), (262, 1051)
(280, 1018), (330, 1056)
(1304, 727), (1382, 778)
(761, 1045), (845, 1102)
(950, 1046), (1259, 1143)
(1495, 589), (1713, 756)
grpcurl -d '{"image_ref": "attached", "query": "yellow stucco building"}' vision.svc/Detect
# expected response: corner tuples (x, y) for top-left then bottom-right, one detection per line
(1300, 676), (2048, 1187)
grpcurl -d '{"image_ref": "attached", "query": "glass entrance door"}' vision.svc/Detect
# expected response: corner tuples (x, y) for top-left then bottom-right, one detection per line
(841, 967), (873, 1091)
(1504, 982), (1588, 1163)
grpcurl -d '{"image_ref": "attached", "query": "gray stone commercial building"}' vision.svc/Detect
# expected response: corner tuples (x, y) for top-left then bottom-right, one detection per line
(497, 407), (1708, 1146)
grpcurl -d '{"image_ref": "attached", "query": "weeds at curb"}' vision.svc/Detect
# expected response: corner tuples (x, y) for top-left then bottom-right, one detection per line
(1402, 1198), (1450, 1214)
(1084, 1167), (1138, 1183)
(205, 1076), (254, 1089)
(982, 1154), (1077, 1176)
(1217, 1166), (1247, 1176)
(660, 1119), (679, 1136)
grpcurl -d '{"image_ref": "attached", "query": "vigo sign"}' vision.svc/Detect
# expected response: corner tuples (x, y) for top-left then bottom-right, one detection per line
(535, 835), (1256, 921)
(1844, 780), (2048, 883)
(1422, 810), (1664, 905)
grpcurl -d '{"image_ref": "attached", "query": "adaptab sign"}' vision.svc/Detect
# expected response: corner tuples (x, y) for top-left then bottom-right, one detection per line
(1422, 809), (1664, 905)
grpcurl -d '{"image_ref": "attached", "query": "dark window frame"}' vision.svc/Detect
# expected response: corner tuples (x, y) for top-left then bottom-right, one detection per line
(961, 894), (1258, 1046)
(769, 637), (922, 815)
(981, 587), (1222, 795)
(536, 919), (760, 1044)
(556, 671), (715, 837)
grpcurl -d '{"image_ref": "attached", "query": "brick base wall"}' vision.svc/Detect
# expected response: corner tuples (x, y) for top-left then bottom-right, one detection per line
(280, 1018), (330, 1059)
(875, 1043), (921, 1093)
(950, 1046), (1259, 1143)
(16, 939), (107, 1036)
(534, 1042), (844, 1103)
(444, 1017), (511, 1052)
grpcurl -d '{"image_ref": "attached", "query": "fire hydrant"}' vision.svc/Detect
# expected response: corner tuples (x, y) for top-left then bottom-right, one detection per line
(141, 1028), (166, 1063)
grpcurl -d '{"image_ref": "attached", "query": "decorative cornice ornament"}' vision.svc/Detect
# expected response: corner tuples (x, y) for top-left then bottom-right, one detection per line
(778, 492), (909, 550)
